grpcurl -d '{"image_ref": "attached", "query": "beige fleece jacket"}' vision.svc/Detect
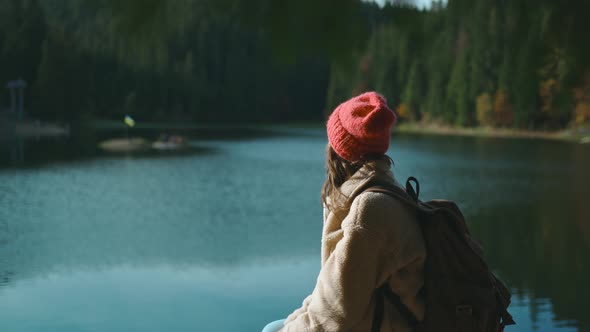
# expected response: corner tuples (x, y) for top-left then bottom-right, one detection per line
(282, 160), (426, 332)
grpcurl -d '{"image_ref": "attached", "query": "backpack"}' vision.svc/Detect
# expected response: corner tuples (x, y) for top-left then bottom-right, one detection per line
(367, 176), (515, 332)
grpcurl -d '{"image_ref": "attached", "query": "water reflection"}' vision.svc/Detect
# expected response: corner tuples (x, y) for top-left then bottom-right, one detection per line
(472, 197), (590, 331)
(462, 138), (590, 332)
(0, 262), (319, 332)
(0, 129), (589, 331)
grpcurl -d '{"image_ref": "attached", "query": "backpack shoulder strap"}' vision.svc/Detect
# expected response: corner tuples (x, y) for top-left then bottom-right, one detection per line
(365, 178), (443, 216)
(372, 283), (420, 332)
(367, 177), (422, 331)
(364, 176), (420, 206)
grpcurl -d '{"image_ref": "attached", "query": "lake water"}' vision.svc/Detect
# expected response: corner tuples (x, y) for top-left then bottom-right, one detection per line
(0, 126), (589, 332)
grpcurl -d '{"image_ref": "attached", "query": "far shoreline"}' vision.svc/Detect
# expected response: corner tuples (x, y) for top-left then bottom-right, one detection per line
(394, 123), (590, 144)
(22, 119), (587, 144)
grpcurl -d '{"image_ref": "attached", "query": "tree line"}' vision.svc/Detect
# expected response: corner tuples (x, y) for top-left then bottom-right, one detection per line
(1, 0), (589, 129)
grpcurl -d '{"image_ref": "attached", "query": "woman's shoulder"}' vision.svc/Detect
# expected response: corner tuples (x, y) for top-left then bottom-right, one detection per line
(354, 190), (401, 209)
(344, 189), (415, 231)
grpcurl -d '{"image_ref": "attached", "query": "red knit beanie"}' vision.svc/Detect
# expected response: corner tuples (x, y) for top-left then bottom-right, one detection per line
(327, 91), (396, 162)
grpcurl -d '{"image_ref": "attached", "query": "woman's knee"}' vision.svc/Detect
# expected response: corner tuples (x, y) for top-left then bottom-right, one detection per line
(261, 319), (286, 332)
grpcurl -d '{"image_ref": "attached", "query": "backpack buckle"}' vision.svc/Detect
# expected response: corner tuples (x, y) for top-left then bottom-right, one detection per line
(456, 305), (474, 332)
(456, 304), (473, 316)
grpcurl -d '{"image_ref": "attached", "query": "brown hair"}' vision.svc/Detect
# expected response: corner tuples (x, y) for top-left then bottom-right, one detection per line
(321, 144), (393, 210)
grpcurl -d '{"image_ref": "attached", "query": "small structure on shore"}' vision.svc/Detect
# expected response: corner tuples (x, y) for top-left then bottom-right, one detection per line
(3, 78), (69, 139)
(5, 78), (27, 120)
(15, 122), (69, 138)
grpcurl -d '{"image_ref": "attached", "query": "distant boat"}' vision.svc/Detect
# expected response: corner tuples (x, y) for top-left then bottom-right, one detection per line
(151, 134), (188, 151)
(152, 141), (186, 150)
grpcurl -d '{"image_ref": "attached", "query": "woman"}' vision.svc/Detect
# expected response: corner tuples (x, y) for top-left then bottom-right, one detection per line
(263, 91), (426, 332)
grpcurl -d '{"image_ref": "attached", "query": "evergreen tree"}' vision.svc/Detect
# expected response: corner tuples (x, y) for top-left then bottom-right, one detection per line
(401, 61), (423, 121)
(1, 0), (588, 127)
(446, 51), (471, 126)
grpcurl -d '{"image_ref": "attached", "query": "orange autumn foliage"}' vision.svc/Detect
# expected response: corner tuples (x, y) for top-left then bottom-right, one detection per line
(476, 93), (494, 126)
(573, 72), (590, 125)
(396, 103), (411, 120)
(493, 89), (514, 127)
(539, 78), (559, 115)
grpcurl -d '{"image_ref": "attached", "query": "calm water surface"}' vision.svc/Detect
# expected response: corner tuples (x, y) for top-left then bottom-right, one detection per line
(0, 127), (589, 332)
